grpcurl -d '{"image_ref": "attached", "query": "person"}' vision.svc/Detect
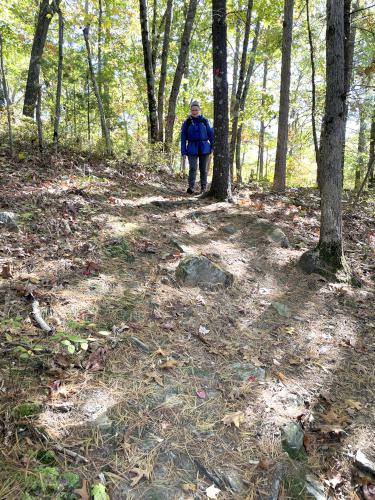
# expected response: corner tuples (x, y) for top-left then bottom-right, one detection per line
(180, 101), (213, 194)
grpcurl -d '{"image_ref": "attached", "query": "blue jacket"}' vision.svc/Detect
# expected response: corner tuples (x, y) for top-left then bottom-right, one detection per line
(181, 115), (214, 156)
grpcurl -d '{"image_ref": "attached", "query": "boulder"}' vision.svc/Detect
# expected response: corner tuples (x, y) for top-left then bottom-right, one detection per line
(176, 256), (234, 288)
(255, 218), (289, 248)
(281, 422), (305, 459)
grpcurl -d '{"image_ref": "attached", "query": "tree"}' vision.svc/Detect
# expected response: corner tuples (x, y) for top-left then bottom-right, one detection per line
(23, 0), (59, 117)
(53, 4), (64, 152)
(157, 0), (173, 142)
(209, 0), (232, 201)
(0, 30), (13, 156)
(300, 0), (348, 277)
(273, 0), (294, 192)
(139, 0), (159, 142)
(164, 0), (198, 150)
(257, 58), (268, 180)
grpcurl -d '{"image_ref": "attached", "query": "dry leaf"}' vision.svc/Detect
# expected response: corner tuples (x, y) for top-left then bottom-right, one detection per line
(145, 371), (164, 386)
(196, 389), (207, 399)
(319, 425), (345, 435)
(322, 408), (348, 425)
(325, 473), (343, 489)
(206, 483), (221, 499)
(258, 458), (274, 470)
(130, 463), (153, 486)
(277, 372), (287, 384)
(345, 399), (363, 411)
(74, 479), (90, 500)
(86, 347), (108, 371)
(159, 359), (178, 369)
(161, 321), (175, 331)
(1, 263), (13, 279)
(222, 411), (245, 428)
(155, 347), (168, 356)
(181, 483), (196, 492)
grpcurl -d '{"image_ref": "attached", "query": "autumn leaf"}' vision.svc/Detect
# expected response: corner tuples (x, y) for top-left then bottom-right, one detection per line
(345, 399), (363, 411)
(277, 372), (288, 384)
(145, 371), (164, 386)
(181, 483), (196, 492)
(155, 347), (168, 356)
(86, 347), (108, 371)
(74, 479), (90, 500)
(325, 473), (343, 489)
(222, 411), (245, 428)
(159, 359), (178, 369)
(1, 263), (13, 279)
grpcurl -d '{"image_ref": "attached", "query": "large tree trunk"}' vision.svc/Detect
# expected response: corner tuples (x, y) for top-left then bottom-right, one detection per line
(354, 103), (366, 191)
(229, 0), (253, 176)
(230, 3), (241, 117)
(36, 85), (43, 152)
(83, 26), (112, 155)
(317, 0), (346, 269)
(53, 7), (63, 152)
(273, 0), (294, 192)
(257, 58), (268, 180)
(164, 0), (197, 150)
(139, 0), (159, 142)
(235, 20), (260, 181)
(157, 0), (173, 142)
(23, 0), (59, 117)
(209, 0), (232, 201)
(0, 32), (13, 157)
(306, 0), (319, 168)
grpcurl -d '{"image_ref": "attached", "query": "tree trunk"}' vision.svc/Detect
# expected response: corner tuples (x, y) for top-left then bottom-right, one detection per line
(83, 25), (112, 155)
(273, 0), (294, 192)
(235, 19), (260, 181)
(139, 0), (159, 142)
(306, 0), (319, 168)
(23, 0), (59, 117)
(53, 7), (64, 153)
(354, 103), (366, 191)
(98, 0), (103, 95)
(157, 0), (173, 142)
(258, 58), (268, 180)
(209, 0), (232, 201)
(355, 108), (375, 200)
(230, 4), (241, 117)
(229, 0), (253, 176)
(318, 0), (346, 268)
(36, 85), (43, 152)
(86, 73), (91, 144)
(0, 32), (13, 157)
(164, 0), (197, 150)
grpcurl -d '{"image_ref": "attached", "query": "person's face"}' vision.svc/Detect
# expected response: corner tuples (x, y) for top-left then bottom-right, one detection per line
(190, 105), (200, 117)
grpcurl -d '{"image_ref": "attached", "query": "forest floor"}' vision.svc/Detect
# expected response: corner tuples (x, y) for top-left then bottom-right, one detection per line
(0, 152), (374, 500)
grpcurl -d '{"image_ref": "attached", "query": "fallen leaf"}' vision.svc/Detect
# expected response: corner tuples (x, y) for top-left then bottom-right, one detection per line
(222, 411), (245, 428)
(199, 325), (210, 335)
(130, 463), (153, 486)
(1, 263), (13, 279)
(86, 347), (108, 371)
(345, 399), (363, 411)
(322, 408), (348, 425)
(83, 261), (101, 276)
(206, 483), (221, 499)
(303, 433), (315, 452)
(181, 483), (196, 492)
(258, 458), (274, 470)
(74, 479), (90, 500)
(325, 473), (343, 489)
(161, 321), (175, 331)
(159, 359), (178, 369)
(145, 371), (164, 386)
(277, 372), (287, 384)
(155, 347), (168, 356)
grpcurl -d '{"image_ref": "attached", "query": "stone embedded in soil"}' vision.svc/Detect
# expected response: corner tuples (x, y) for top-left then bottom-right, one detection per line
(170, 238), (193, 254)
(176, 255), (234, 288)
(272, 301), (291, 318)
(217, 469), (246, 493)
(222, 225), (238, 235)
(254, 218), (289, 248)
(281, 422), (305, 459)
(305, 473), (327, 500)
(0, 211), (19, 231)
(229, 362), (266, 382)
(355, 450), (375, 477)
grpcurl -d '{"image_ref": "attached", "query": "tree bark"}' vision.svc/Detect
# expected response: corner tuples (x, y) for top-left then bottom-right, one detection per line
(257, 58), (268, 180)
(354, 103), (366, 191)
(0, 32), (13, 157)
(53, 6), (63, 152)
(157, 0), (173, 142)
(98, 0), (103, 95)
(230, 4), (241, 117)
(273, 0), (294, 192)
(355, 108), (375, 200)
(23, 0), (59, 117)
(229, 0), (253, 176)
(36, 85), (43, 152)
(306, 0), (319, 168)
(318, 0), (346, 268)
(83, 26), (112, 155)
(235, 19), (260, 181)
(139, 0), (159, 142)
(164, 0), (197, 150)
(209, 0), (232, 201)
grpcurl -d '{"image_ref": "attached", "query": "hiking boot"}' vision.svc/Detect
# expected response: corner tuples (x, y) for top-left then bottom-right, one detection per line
(186, 188), (194, 194)
(200, 188), (206, 194)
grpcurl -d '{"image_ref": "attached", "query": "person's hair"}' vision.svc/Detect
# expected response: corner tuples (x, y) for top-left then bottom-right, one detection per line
(190, 100), (200, 109)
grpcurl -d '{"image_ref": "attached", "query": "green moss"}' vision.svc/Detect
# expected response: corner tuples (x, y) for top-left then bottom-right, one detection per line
(36, 449), (57, 465)
(22, 466), (81, 499)
(12, 402), (42, 419)
(61, 471), (80, 488)
(104, 238), (134, 262)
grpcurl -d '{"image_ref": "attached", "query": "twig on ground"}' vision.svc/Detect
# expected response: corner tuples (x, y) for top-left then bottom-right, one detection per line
(194, 458), (226, 489)
(32, 427), (89, 463)
(29, 294), (53, 333)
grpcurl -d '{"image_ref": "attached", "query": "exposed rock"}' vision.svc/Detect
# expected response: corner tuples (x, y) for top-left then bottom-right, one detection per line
(222, 225), (238, 235)
(176, 256), (234, 288)
(281, 422), (305, 459)
(0, 211), (19, 231)
(254, 218), (289, 248)
(272, 301), (291, 318)
(305, 473), (327, 500)
(355, 450), (375, 477)
(229, 362), (266, 382)
(218, 469), (246, 493)
(170, 238), (193, 254)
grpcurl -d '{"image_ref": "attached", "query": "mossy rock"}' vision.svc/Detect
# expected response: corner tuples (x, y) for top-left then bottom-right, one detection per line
(176, 255), (234, 288)
(12, 402), (42, 419)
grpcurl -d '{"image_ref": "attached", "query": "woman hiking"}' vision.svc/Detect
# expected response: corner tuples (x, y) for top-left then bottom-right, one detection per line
(180, 101), (213, 195)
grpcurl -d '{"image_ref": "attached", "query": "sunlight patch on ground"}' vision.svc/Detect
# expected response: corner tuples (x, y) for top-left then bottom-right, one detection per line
(105, 215), (140, 237)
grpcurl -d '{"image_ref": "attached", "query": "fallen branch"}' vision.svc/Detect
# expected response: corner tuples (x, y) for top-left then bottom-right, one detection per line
(194, 459), (226, 489)
(29, 294), (53, 333)
(32, 427), (89, 463)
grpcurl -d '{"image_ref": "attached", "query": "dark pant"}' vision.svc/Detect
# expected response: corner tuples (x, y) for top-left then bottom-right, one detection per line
(188, 154), (209, 191)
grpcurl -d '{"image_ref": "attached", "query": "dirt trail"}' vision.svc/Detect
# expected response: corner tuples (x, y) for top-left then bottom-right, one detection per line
(0, 157), (374, 499)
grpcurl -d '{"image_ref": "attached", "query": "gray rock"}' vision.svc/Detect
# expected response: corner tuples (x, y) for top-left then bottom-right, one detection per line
(222, 225), (238, 235)
(0, 211), (19, 231)
(281, 422), (305, 459)
(305, 473), (327, 500)
(272, 301), (291, 318)
(230, 362), (266, 382)
(176, 256), (234, 288)
(355, 450), (375, 477)
(170, 238), (193, 254)
(254, 218), (289, 248)
(218, 469), (245, 493)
